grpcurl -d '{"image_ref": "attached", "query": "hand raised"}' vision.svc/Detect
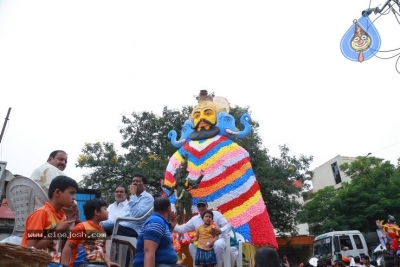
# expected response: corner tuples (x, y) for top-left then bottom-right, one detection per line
(56, 218), (75, 231)
(211, 227), (221, 237)
(129, 184), (137, 195)
(169, 211), (178, 225)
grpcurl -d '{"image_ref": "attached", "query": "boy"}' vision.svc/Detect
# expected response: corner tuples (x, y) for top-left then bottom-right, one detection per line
(22, 175), (79, 267)
(61, 198), (120, 267)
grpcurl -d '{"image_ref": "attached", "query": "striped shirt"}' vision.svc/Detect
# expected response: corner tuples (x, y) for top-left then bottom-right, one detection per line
(133, 212), (177, 267)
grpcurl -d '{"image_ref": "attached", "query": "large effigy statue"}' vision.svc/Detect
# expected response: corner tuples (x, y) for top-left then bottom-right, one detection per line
(164, 90), (278, 247)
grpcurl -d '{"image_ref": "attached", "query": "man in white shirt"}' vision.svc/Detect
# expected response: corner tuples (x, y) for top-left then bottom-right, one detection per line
(31, 150), (68, 190)
(101, 174), (154, 237)
(30, 150), (68, 209)
(173, 198), (231, 267)
(102, 185), (129, 235)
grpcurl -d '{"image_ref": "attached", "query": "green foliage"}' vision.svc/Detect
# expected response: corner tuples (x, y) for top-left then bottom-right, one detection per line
(304, 156), (400, 235)
(76, 105), (313, 235)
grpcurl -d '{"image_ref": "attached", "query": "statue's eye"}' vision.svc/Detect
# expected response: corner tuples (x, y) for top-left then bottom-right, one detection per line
(353, 37), (360, 42)
(224, 117), (230, 122)
(361, 35), (367, 40)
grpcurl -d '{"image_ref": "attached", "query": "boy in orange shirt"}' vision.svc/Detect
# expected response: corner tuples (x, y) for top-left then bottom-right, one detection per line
(22, 175), (79, 267)
(61, 198), (119, 267)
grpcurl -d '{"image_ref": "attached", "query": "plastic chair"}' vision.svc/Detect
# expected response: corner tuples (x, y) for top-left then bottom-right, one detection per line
(6, 176), (49, 237)
(108, 207), (154, 267)
(224, 230), (245, 267)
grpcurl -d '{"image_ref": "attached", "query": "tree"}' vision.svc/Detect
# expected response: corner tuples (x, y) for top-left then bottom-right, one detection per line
(304, 156), (400, 235)
(76, 104), (313, 235)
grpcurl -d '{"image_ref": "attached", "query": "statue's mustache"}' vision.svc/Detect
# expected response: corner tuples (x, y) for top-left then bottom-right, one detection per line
(192, 119), (216, 129)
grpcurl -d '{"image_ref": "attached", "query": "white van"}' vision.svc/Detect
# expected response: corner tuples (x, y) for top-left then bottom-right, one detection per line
(312, 230), (369, 259)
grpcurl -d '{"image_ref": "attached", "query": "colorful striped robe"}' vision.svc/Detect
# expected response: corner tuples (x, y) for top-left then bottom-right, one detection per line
(164, 135), (278, 247)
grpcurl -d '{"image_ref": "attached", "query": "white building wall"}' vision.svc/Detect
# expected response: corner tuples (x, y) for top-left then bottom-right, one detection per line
(311, 155), (356, 192)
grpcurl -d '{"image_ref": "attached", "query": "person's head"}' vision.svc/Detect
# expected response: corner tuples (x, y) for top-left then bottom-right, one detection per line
(196, 198), (208, 215)
(354, 256), (361, 264)
(254, 247), (281, 267)
(388, 215), (396, 224)
(361, 256), (370, 265)
(318, 260), (327, 267)
(47, 150), (68, 171)
(83, 198), (108, 221)
(154, 197), (171, 219)
(114, 185), (127, 203)
(283, 255), (288, 261)
(334, 261), (344, 267)
(131, 174), (148, 195)
(201, 210), (214, 225)
(370, 260), (377, 267)
(48, 175), (78, 207)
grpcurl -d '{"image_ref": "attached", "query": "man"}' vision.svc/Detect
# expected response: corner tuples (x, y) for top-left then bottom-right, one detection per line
(107, 185), (129, 221)
(30, 150), (68, 210)
(102, 174), (154, 237)
(173, 198), (231, 267)
(164, 90), (278, 247)
(31, 150), (68, 190)
(102, 185), (129, 235)
(361, 255), (375, 267)
(353, 256), (361, 266)
(133, 197), (177, 267)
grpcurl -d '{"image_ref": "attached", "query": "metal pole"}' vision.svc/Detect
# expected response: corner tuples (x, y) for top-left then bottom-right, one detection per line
(0, 108), (11, 145)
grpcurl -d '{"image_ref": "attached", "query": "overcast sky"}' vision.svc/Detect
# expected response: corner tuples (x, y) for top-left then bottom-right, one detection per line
(1, 0), (399, 183)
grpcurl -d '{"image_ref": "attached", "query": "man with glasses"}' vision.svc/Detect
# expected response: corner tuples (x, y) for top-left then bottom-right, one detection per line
(102, 174), (154, 237)
(102, 185), (129, 235)
(172, 198), (231, 267)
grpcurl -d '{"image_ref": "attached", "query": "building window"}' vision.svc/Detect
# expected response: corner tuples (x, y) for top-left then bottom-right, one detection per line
(331, 162), (342, 184)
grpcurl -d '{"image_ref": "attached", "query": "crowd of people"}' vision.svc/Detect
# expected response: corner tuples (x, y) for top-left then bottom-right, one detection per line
(18, 149), (398, 267)
(19, 149), (235, 267)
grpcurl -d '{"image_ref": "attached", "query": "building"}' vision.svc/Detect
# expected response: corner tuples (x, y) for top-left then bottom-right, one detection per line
(310, 155), (356, 192)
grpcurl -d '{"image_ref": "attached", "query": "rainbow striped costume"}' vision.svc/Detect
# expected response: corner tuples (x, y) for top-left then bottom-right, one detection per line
(164, 135), (278, 247)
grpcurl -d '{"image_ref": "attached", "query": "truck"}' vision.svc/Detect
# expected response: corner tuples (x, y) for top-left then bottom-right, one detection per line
(311, 230), (370, 262)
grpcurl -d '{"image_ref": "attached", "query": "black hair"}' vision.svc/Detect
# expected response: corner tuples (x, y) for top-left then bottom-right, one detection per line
(48, 176), (78, 199)
(361, 255), (370, 262)
(132, 173), (148, 184)
(49, 150), (67, 158)
(354, 256), (360, 263)
(201, 210), (214, 219)
(154, 197), (170, 212)
(152, 192), (163, 198)
(115, 185), (127, 193)
(254, 247), (281, 267)
(83, 198), (108, 220)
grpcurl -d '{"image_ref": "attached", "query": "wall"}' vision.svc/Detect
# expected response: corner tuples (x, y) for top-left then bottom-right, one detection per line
(311, 155), (356, 192)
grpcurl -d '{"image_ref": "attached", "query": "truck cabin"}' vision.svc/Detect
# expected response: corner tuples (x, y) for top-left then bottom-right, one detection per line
(313, 231), (368, 261)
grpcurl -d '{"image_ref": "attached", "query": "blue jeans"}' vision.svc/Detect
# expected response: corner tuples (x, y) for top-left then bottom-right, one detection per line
(47, 263), (62, 267)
